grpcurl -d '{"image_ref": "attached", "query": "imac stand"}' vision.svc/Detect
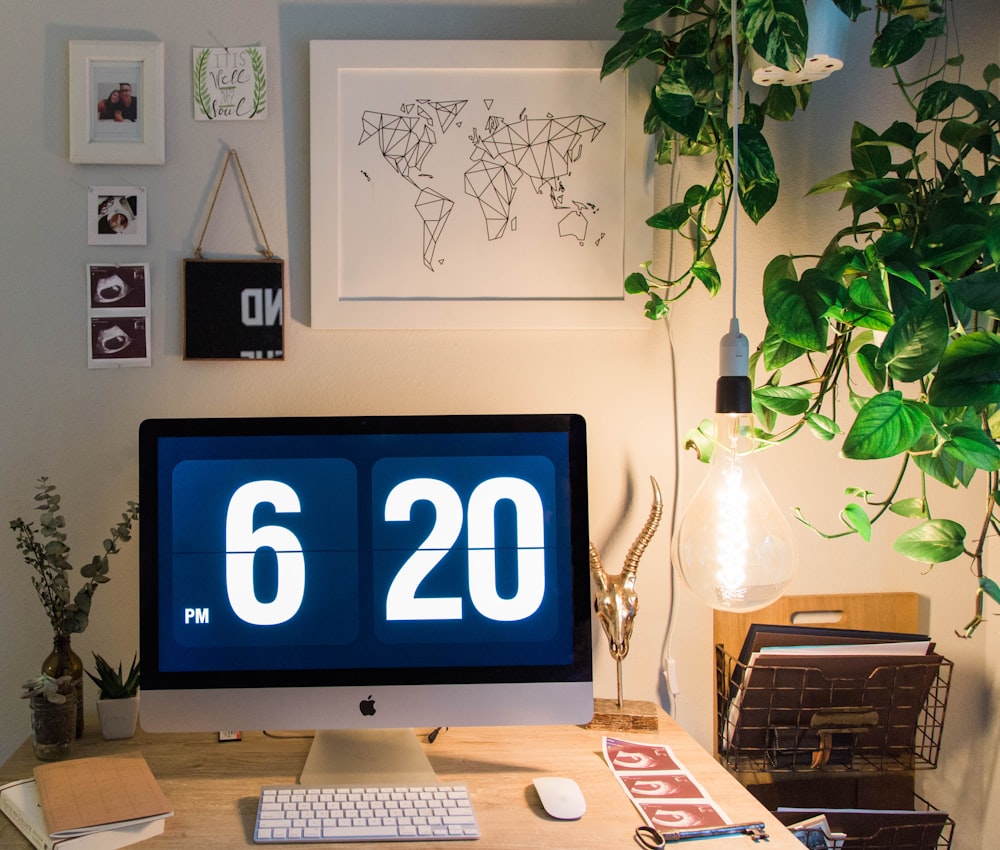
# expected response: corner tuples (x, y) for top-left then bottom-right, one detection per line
(299, 729), (438, 786)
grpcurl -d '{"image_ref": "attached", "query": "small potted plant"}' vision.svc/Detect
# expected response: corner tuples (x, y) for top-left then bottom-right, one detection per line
(86, 653), (140, 740)
(21, 673), (76, 760)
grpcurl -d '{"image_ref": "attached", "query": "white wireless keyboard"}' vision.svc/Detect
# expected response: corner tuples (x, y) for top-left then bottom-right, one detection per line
(254, 783), (481, 843)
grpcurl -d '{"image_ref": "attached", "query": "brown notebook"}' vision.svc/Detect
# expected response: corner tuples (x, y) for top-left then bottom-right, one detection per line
(33, 755), (172, 837)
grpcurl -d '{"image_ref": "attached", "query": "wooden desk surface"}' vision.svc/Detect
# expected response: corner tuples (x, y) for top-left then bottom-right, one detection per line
(1, 712), (802, 849)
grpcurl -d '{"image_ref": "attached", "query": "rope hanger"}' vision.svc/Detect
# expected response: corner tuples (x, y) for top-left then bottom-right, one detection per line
(193, 148), (274, 259)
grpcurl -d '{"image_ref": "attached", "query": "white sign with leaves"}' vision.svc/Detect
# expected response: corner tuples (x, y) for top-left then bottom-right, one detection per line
(193, 46), (267, 121)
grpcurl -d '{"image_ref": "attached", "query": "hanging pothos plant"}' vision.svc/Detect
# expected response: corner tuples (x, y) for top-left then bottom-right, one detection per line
(606, 1), (1000, 637)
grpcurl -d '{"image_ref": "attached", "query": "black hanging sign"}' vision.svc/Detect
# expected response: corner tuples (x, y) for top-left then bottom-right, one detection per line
(183, 258), (284, 359)
(183, 149), (284, 360)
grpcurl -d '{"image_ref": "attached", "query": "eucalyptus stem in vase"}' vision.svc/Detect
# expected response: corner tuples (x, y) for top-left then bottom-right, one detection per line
(9, 477), (139, 736)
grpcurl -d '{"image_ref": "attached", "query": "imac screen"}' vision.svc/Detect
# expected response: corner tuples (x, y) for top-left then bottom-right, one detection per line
(138, 414), (593, 741)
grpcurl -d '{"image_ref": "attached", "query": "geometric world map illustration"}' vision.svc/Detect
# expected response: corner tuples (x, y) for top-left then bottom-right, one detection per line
(359, 99), (606, 271)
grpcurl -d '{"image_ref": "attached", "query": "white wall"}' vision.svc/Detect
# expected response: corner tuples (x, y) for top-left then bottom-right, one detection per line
(0, 2), (995, 848)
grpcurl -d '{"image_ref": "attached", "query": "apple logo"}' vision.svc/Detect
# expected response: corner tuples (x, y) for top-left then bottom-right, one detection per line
(359, 694), (376, 717)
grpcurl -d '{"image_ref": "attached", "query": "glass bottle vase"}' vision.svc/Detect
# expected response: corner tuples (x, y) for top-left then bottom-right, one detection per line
(41, 634), (84, 738)
(30, 692), (76, 760)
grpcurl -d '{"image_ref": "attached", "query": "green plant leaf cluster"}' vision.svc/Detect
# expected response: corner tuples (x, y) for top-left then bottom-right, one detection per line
(603, 0), (830, 319)
(735, 2), (1000, 635)
(86, 653), (140, 699)
(20, 673), (74, 704)
(9, 477), (139, 636)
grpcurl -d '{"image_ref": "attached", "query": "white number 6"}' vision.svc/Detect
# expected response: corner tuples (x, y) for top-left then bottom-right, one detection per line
(225, 480), (305, 626)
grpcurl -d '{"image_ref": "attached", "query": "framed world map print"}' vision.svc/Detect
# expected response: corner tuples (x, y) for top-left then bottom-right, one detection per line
(309, 40), (652, 329)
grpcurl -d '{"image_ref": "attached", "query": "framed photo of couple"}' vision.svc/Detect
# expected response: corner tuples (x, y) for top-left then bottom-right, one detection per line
(69, 41), (165, 164)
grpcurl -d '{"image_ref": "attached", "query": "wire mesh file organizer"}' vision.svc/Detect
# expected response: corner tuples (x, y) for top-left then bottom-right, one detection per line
(774, 795), (954, 850)
(715, 647), (952, 774)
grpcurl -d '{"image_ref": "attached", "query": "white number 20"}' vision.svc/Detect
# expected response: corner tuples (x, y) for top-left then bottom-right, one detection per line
(385, 477), (545, 623)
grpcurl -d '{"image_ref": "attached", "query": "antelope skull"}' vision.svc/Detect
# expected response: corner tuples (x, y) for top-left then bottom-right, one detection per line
(590, 477), (663, 662)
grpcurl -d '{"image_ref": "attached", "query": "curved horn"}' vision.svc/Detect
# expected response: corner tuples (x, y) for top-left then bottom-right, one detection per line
(589, 542), (609, 592)
(622, 476), (663, 575)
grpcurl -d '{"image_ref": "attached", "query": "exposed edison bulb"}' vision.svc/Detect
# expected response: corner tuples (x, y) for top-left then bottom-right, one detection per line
(672, 412), (798, 612)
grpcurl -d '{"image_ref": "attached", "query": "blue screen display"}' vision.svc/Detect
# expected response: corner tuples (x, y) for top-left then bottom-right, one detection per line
(140, 417), (588, 688)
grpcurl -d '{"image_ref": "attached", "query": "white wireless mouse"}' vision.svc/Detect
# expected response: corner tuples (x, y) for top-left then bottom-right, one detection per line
(532, 776), (586, 820)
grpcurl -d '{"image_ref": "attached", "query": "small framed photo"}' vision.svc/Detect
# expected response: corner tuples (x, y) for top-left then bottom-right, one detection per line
(88, 186), (147, 245)
(87, 262), (151, 368)
(69, 41), (165, 164)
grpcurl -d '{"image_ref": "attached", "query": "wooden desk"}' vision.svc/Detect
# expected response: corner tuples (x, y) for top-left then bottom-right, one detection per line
(1, 712), (803, 848)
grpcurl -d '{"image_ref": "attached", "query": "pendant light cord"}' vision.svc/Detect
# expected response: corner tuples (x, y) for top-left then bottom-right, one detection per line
(730, 0), (740, 323)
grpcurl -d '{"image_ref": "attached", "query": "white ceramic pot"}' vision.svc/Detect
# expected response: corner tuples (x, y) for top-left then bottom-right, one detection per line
(96, 694), (139, 740)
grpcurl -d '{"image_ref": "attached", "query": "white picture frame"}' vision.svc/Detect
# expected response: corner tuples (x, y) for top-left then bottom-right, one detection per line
(309, 40), (653, 329)
(69, 40), (165, 165)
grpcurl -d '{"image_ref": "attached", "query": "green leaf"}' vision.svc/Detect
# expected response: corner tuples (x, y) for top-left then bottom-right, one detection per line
(652, 64), (707, 138)
(652, 64), (695, 118)
(682, 418), (716, 462)
(624, 272), (649, 294)
(679, 57), (716, 104)
(893, 519), (967, 563)
(940, 119), (993, 154)
(915, 81), (986, 121)
(742, 0), (808, 72)
(879, 120), (928, 153)
(843, 177), (914, 221)
(941, 424), (1000, 471)
(981, 576), (1000, 605)
(948, 270), (1000, 317)
(761, 323), (808, 370)
(753, 384), (812, 415)
(735, 124), (779, 223)
(842, 391), (929, 459)
(644, 292), (669, 320)
(874, 298), (949, 382)
(855, 343), (886, 392)
(764, 269), (838, 351)
(691, 257), (722, 295)
(807, 169), (861, 195)
(647, 203), (692, 230)
(675, 21), (711, 58)
(870, 13), (945, 68)
(753, 395), (778, 433)
(928, 332), (1000, 408)
(912, 440), (970, 489)
(762, 83), (799, 121)
(602, 28), (666, 77)
(683, 183), (713, 208)
(849, 270), (890, 313)
(762, 254), (797, 289)
(841, 503), (872, 541)
(615, 0), (685, 31)
(805, 412), (841, 440)
(830, 0), (863, 20)
(890, 497), (928, 519)
(851, 123), (891, 178)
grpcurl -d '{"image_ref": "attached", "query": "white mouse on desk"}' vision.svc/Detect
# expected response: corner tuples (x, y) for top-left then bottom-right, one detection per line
(532, 776), (586, 820)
